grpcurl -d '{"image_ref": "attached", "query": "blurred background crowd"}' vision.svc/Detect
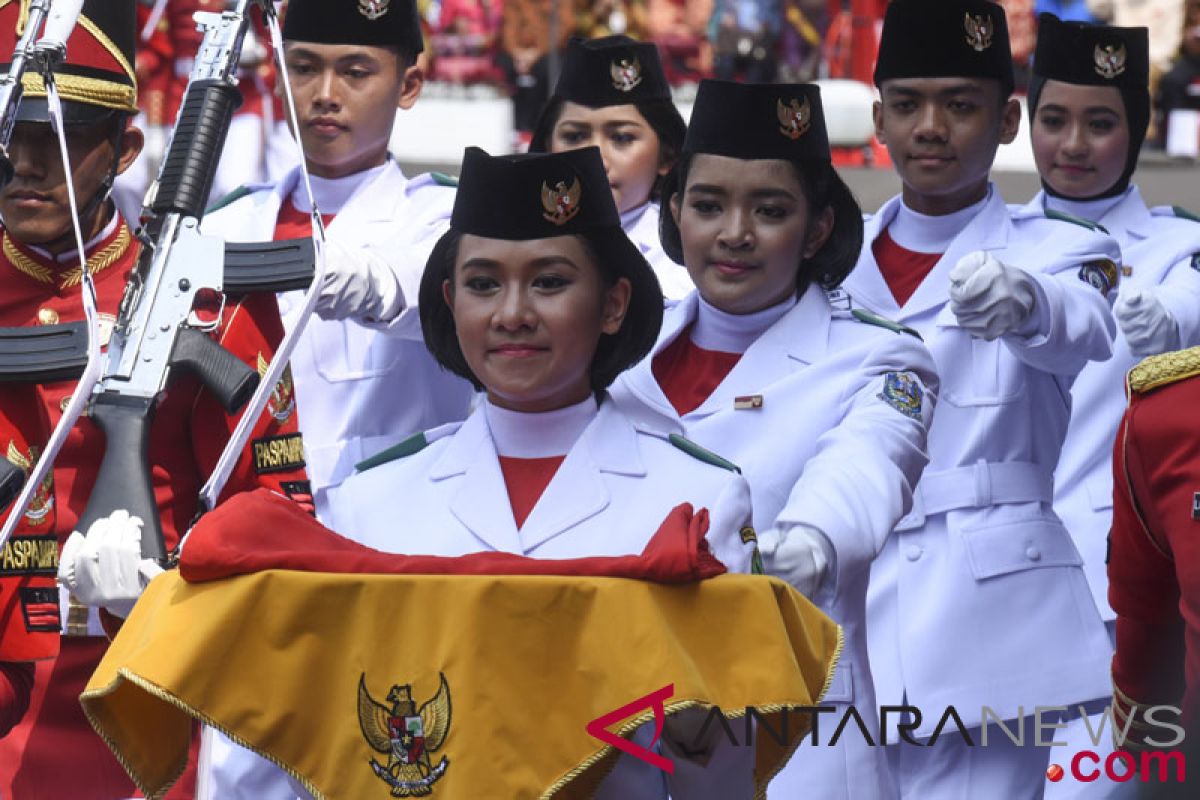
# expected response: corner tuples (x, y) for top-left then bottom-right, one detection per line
(126, 0), (1200, 206)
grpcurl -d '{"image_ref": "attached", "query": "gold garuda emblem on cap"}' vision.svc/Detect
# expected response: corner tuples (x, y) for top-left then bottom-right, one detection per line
(964, 12), (994, 52)
(611, 57), (643, 92)
(541, 178), (582, 226)
(257, 353), (295, 424)
(6, 442), (53, 527)
(1094, 43), (1127, 79)
(358, 0), (390, 20)
(359, 673), (452, 797)
(777, 97), (811, 140)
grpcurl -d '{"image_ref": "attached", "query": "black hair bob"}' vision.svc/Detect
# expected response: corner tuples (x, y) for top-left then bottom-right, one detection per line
(418, 229), (665, 393)
(528, 97), (687, 203)
(658, 154), (864, 294)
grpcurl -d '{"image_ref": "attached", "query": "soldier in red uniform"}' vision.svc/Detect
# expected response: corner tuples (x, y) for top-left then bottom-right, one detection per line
(0, 388), (54, 740)
(1110, 347), (1200, 737)
(1109, 346), (1200, 797)
(0, 1), (309, 795)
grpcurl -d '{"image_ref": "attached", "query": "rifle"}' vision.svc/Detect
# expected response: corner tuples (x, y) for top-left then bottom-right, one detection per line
(0, 0), (316, 557)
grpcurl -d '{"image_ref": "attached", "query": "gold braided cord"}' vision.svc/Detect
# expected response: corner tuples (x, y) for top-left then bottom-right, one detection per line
(20, 72), (137, 113)
(3, 222), (132, 289)
(3, 234), (51, 283)
(1127, 347), (1200, 394)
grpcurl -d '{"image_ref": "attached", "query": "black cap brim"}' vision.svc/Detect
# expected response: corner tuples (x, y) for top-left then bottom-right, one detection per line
(15, 98), (120, 126)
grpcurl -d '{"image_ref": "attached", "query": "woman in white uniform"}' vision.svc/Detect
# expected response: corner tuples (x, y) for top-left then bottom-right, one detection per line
(529, 35), (693, 299)
(326, 145), (759, 798)
(1020, 16), (1200, 797)
(607, 80), (938, 799)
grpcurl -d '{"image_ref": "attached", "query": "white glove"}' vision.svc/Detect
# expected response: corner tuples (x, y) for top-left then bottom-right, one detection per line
(757, 523), (833, 599)
(1115, 289), (1180, 357)
(57, 510), (164, 618)
(315, 240), (404, 322)
(948, 252), (1038, 340)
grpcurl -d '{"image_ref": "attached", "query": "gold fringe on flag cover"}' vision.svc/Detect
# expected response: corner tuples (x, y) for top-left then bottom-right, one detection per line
(81, 490), (842, 800)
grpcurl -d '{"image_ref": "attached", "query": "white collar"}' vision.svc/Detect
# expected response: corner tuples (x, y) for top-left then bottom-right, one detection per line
(484, 395), (599, 458)
(1043, 187), (1131, 224)
(692, 293), (796, 354)
(887, 188), (992, 253)
(288, 160), (393, 215)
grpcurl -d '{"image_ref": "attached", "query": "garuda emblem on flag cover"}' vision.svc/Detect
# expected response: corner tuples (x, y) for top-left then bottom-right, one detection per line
(359, 673), (452, 797)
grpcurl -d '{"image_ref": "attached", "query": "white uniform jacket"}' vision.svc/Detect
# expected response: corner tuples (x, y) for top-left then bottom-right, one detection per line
(203, 399), (760, 800)
(202, 160), (475, 515)
(333, 397), (758, 798)
(621, 201), (695, 301)
(1026, 188), (1200, 621)
(610, 287), (937, 799)
(852, 188), (1119, 735)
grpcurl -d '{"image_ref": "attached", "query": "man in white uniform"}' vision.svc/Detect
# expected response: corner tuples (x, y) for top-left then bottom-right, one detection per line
(197, 0), (474, 795)
(203, 0), (475, 521)
(853, 1), (1120, 797)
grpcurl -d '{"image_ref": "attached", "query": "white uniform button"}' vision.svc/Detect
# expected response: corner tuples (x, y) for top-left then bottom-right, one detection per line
(905, 544), (923, 561)
(1025, 546), (1041, 561)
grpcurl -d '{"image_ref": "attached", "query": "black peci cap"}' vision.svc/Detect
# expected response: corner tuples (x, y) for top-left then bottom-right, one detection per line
(0, 0), (138, 125)
(283, 0), (423, 55)
(552, 35), (673, 107)
(874, 0), (1015, 97)
(1031, 13), (1148, 89)
(683, 80), (831, 162)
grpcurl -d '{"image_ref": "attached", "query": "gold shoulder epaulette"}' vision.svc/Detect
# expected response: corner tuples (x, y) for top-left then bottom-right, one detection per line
(1128, 347), (1200, 395)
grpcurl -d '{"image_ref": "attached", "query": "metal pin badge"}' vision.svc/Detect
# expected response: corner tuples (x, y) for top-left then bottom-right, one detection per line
(734, 395), (764, 410)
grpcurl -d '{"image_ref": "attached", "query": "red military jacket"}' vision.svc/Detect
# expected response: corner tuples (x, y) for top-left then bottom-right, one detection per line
(0, 386), (57, 663)
(0, 212), (308, 796)
(1110, 347), (1200, 739)
(0, 213), (309, 549)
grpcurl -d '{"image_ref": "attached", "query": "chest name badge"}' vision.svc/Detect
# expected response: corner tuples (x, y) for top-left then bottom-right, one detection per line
(734, 395), (763, 410)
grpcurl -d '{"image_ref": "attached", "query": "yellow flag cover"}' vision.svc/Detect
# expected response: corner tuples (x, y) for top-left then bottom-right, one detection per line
(81, 495), (842, 799)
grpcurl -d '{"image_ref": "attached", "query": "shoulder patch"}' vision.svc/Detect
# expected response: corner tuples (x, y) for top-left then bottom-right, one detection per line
(1151, 205), (1200, 223)
(668, 433), (741, 474)
(1127, 347), (1200, 395)
(430, 172), (459, 188)
(206, 185), (253, 214)
(1044, 208), (1109, 234)
(851, 308), (922, 340)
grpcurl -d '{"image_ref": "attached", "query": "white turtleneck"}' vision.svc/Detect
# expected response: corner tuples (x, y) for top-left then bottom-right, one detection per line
(692, 294), (796, 354)
(29, 212), (120, 264)
(1043, 187), (1130, 227)
(288, 160), (391, 215)
(888, 189), (991, 253)
(484, 395), (599, 458)
(620, 201), (651, 231)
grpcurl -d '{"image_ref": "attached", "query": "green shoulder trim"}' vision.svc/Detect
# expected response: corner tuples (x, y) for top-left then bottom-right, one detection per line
(851, 308), (922, 340)
(356, 432), (429, 472)
(1171, 205), (1200, 223)
(206, 185), (253, 214)
(1044, 208), (1109, 234)
(431, 172), (459, 187)
(668, 433), (741, 474)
